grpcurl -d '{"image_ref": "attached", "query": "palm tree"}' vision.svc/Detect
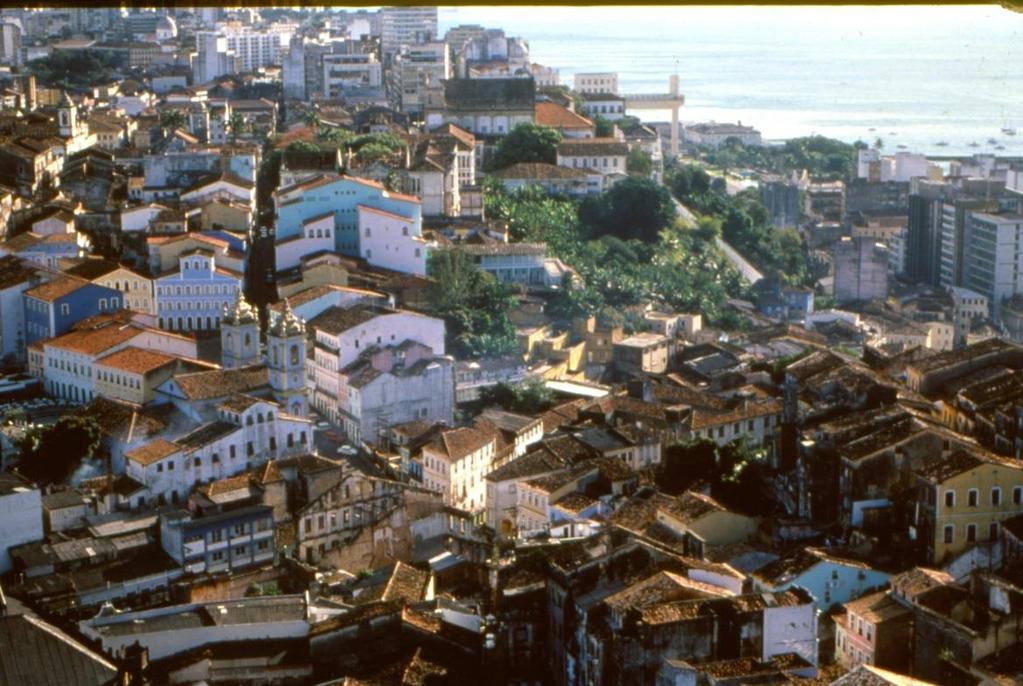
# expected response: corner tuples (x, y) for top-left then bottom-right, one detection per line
(302, 110), (320, 130)
(228, 111), (246, 144)
(873, 136), (884, 151)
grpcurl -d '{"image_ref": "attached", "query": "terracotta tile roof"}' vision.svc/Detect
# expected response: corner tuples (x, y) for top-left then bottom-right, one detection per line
(490, 162), (591, 180)
(24, 275), (89, 302)
(253, 460), (284, 484)
(658, 490), (728, 524)
(125, 438), (180, 465)
(170, 364), (268, 400)
(199, 473), (252, 498)
(689, 398), (782, 431)
(307, 304), (388, 335)
(843, 590), (911, 624)
(96, 347), (177, 375)
(381, 561), (430, 605)
(46, 323), (141, 356)
(557, 137), (629, 157)
(427, 425), (495, 462)
(535, 102), (594, 130)
(356, 204), (414, 223)
(218, 393), (271, 413)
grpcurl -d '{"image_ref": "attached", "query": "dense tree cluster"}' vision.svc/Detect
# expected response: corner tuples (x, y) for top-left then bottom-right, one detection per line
(668, 164), (813, 286)
(484, 182), (746, 328)
(478, 379), (555, 415)
(16, 414), (102, 485)
(425, 249), (519, 359)
(489, 123), (562, 169)
(27, 51), (125, 91)
(695, 135), (858, 180)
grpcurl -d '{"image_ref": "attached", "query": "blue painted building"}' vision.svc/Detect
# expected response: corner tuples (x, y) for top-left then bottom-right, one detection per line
(755, 278), (815, 321)
(751, 547), (890, 612)
(154, 249), (243, 332)
(24, 276), (123, 345)
(160, 505), (275, 574)
(274, 174), (422, 257)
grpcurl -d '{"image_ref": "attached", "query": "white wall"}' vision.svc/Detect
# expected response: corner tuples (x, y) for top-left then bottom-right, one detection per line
(0, 486), (43, 573)
(358, 206), (427, 276)
(763, 601), (818, 665)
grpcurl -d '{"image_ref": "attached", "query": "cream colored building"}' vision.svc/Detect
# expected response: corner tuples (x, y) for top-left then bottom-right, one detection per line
(96, 266), (156, 315)
(913, 450), (1023, 564)
(420, 424), (497, 514)
(94, 346), (180, 405)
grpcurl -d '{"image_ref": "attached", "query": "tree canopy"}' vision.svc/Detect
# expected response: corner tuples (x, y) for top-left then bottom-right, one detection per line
(17, 414), (102, 485)
(478, 379), (555, 415)
(490, 123), (562, 169)
(27, 51), (125, 91)
(425, 249), (519, 359)
(579, 177), (677, 243)
(626, 147), (653, 177)
(484, 182), (745, 327)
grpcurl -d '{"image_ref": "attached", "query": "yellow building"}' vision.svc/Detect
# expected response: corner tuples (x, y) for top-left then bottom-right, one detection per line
(94, 346), (180, 405)
(913, 449), (1023, 564)
(655, 490), (760, 558)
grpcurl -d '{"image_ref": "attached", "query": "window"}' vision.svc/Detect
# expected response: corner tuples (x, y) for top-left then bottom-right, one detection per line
(60, 303), (69, 315)
(210, 529), (223, 543)
(247, 442), (254, 457)
(944, 525), (954, 544)
(967, 524), (977, 543)
(992, 488), (1002, 506)
(1015, 487), (1023, 505)
(945, 490), (955, 508)
(968, 489), (979, 507)
(229, 445), (236, 458)
(156, 463), (163, 473)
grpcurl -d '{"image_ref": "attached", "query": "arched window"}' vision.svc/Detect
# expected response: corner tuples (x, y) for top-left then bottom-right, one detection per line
(290, 344), (299, 365)
(243, 332), (252, 348)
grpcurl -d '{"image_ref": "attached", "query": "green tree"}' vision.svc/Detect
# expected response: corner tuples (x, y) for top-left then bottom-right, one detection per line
(302, 110), (321, 129)
(592, 115), (615, 138)
(160, 110), (187, 131)
(355, 142), (398, 165)
(286, 140), (321, 153)
(228, 111), (247, 143)
(626, 147), (653, 177)
(317, 125), (355, 147)
(479, 379), (554, 415)
(17, 415), (102, 485)
(490, 123), (562, 169)
(426, 249), (519, 359)
(580, 177), (677, 243)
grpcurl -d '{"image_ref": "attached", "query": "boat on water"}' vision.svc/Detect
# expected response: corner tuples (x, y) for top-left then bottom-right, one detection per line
(1003, 127), (1017, 136)
(969, 141), (980, 148)
(868, 127), (876, 131)
(996, 145), (1006, 150)
(897, 144), (907, 149)
(935, 141), (948, 147)
(987, 138), (998, 144)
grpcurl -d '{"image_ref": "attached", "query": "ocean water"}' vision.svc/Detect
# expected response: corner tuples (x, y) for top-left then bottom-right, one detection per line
(439, 5), (1023, 156)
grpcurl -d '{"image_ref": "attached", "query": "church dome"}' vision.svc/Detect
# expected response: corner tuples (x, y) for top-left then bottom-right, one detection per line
(269, 300), (305, 337)
(223, 294), (256, 324)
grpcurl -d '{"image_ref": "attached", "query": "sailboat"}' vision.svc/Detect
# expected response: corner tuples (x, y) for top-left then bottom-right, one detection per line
(1003, 127), (1017, 136)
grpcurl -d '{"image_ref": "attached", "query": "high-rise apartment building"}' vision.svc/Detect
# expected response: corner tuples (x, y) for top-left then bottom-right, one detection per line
(833, 236), (889, 304)
(380, 6), (438, 65)
(963, 212), (1023, 317)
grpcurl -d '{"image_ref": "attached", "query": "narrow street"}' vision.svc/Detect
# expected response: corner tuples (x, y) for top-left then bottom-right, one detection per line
(667, 189), (764, 285)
